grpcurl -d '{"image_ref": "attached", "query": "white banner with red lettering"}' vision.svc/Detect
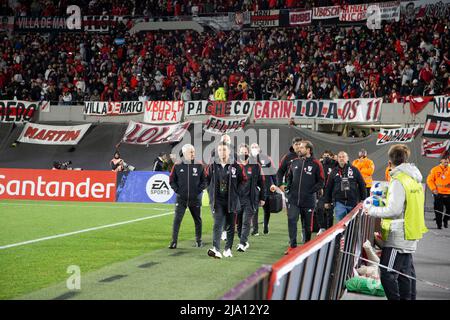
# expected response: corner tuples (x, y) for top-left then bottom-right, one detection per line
(312, 6), (340, 19)
(0, 100), (38, 123)
(204, 116), (247, 134)
(143, 101), (183, 123)
(400, 0), (450, 19)
(184, 100), (254, 117)
(376, 126), (420, 145)
(254, 99), (382, 123)
(83, 101), (145, 116)
(122, 121), (191, 145)
(339, 1), (400, 22)
(289, 10), (312, 26)
(17, 123), (91, 145)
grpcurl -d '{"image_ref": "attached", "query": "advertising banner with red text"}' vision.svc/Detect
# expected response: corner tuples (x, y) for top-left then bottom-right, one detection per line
(289, 10), (312, 26)
(121, 120), (191, 145)
(143, 101), (183, 123)
(17, 123), (91, 145)
(0, 168), (116, 202)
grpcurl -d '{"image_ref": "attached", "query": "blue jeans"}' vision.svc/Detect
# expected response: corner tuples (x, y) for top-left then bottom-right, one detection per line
(334, 202), (354, 221)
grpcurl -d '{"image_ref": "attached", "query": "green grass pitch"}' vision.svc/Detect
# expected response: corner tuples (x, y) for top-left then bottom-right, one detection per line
(0, 199), (296, 300)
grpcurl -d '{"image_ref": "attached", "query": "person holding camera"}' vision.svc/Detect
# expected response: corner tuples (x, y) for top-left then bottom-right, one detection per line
(111, 151), (125, 172)
(169, 144), (207, 249)
(324, 151), (367, 222)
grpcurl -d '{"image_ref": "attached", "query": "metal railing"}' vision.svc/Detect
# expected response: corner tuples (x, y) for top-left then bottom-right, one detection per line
(221, 203), (379, 300)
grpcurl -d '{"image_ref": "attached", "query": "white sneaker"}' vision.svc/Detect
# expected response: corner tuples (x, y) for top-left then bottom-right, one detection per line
(207, 247), (222, 259)
(317, 228), (326, 236)
(223, 248), (233, 258)
(221, 231), (227, 241)
(237, 242), (250, 252)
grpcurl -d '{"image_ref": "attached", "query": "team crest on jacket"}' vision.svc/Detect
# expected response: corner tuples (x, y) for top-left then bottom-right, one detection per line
(307, 166), (312, 172)
(231, 167), (236, 175)
(193, 167), (197, 174)
(247, 167), (252, 175)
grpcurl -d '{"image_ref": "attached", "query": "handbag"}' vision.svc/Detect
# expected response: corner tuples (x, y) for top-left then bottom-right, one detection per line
(268, 192), (283, 213)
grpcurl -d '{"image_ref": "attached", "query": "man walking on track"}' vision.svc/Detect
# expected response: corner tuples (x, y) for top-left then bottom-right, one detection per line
(207, 142), (245, 259)
(169, 144), (207, 249)
(284, 140), (324, 254)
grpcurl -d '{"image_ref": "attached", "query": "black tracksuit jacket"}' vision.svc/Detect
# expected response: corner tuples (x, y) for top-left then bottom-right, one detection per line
(286, 156), (325, 208)
(169, 160), (207, 206)
(277, 146), (299, 186)
(239, 160), (266, 212)
(324, 163), (367, 207)
(207, 161), (245, 213)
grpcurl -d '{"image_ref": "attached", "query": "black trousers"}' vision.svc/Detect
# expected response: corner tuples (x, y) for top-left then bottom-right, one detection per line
(252, 201), (271, 233)
(287, 202), (314, 247)
(171, 199), (202, 243)
(237, 204), (255, 245)
(380, 247), (416, 300)
(434, 194), (450, 228)
(316, 197), (334, 229)
(212, 203), (236, 251)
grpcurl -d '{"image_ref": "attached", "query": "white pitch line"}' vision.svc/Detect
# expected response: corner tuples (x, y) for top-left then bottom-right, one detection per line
(0, 211), (173, 250)
(0, 202), (169, 211)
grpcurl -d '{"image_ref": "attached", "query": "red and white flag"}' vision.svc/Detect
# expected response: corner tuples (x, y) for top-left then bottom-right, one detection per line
(421, 138), (450, 158)
(405, 96), (433, 115)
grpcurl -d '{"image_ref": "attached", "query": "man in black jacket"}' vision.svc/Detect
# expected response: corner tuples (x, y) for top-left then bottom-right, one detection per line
(316, 151), (338, 234)
(153, 152), (166, 171)
(207, 142), (245, 259)
(285, 140), (324, 253)
(236, 144), (266, 252)
(169, 144), (207, 249)
(277, 137), (302, 192)
(324, 151), (367, 222)
(250, 142), (277, 235)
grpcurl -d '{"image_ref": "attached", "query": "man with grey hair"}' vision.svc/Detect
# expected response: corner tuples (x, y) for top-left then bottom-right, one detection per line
(324, 151), (367, 221)
(169, 144), (207, 249)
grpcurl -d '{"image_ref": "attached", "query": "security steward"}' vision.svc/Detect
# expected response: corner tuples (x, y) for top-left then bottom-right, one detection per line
(426, 155), (450, 229)
(352, 148), (375, 196)
(169, 144), (207, 249)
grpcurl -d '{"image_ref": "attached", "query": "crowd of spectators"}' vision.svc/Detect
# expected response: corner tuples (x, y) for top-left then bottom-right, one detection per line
(0, 15), (448, 105)
(1, 0), (400, 17)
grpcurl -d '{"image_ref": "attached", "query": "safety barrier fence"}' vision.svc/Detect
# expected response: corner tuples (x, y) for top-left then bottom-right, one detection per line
(221, 203), (380, 300)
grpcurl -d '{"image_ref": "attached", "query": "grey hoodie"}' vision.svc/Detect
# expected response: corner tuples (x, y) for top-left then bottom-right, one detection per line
(368, 163), (423, 253)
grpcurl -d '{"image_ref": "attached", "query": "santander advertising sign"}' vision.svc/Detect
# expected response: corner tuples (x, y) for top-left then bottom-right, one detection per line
(0, 168), (116, 202)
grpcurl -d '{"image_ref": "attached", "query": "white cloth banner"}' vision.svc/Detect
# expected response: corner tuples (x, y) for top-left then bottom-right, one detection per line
(340, 2), (400, 22)
(433, 95), (450, 116)
(204, 116), (247, 134)
(290, 98), (382, 123)
(83, 101), (145, 116)
(143, 101), (183, 123)
(376, 126), (420, 145)
(184, 100), (254, 117)
(122, 121), (191, 145)
(17, 123), (91, 145)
